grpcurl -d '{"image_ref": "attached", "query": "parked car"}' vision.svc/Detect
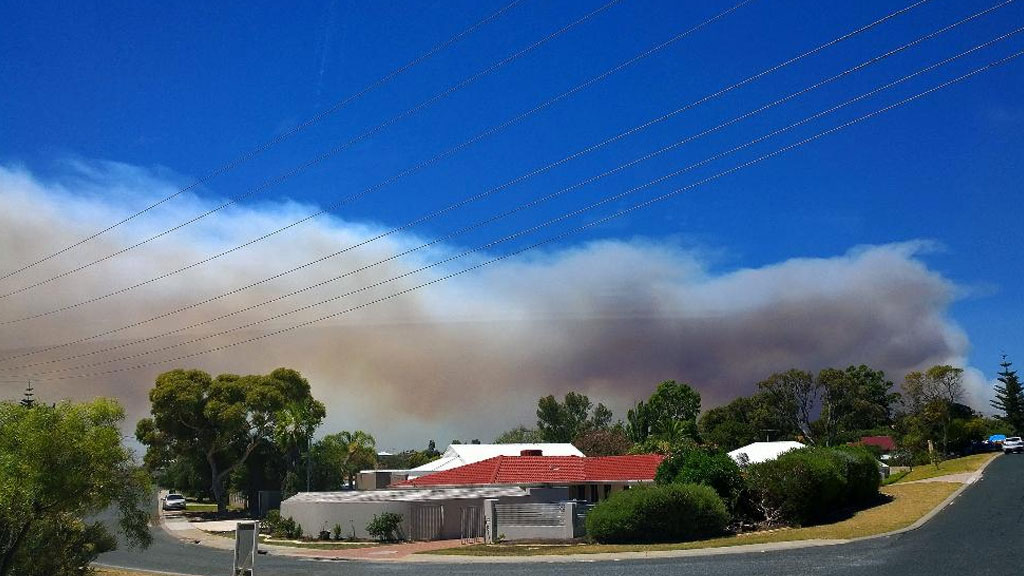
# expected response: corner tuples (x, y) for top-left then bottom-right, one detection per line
(162, 493), (186, 511)
(1002, 437), (1023, 454)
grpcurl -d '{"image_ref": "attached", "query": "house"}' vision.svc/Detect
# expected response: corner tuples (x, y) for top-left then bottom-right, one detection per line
(852, 435), (897, 453)
(396, 451), (665, 504)
(356, 443), (584, 489)
(284, 451), (664, 542)
(728, 441), (805, 466)
(280, 485), (561, 541)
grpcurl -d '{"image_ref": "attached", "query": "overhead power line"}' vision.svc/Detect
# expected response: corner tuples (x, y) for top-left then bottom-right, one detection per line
(6, 13), (1015, 373)
(0, 0), (932, 328)
(25, 46), (1023, 383)
(17, 30), (1023, 379)
(0, 0), (623, 300)
(0, 0), (525, 283)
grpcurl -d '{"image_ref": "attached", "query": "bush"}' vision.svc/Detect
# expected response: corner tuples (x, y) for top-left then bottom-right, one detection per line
(366, 512), (404, 542)
(835, 446), (882, 504)
(585, 484), (729, 544)
(745, 446), (880, 526)
(655, 447), (744, 511)
(263, 509), (281, 534)
(263, 510), (303, 539)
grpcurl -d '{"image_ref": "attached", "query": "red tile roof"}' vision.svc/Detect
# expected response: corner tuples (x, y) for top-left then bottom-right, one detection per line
(853, 436), (896, 452)
(398, 454), (665, 487)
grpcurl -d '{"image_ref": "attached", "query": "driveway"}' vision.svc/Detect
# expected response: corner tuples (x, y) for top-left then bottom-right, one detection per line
(97, 454), (1024, 575)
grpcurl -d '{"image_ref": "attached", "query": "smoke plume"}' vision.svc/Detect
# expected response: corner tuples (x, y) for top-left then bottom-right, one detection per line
(0, 161), (988, 447)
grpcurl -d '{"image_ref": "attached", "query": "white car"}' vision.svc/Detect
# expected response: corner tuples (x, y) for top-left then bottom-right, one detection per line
(1003, 437), (1023, 454)
(162, 493), (186, 511)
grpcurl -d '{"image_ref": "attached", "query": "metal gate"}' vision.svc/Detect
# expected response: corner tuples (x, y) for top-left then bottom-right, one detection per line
(409, 505), (444, 541)
(460, 506), (483, 542)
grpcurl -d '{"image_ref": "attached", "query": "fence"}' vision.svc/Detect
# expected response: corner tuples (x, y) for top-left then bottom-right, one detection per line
(408, 505), (443, 541)
(460, 506), (484, 542)
(484, 500), (582, 542)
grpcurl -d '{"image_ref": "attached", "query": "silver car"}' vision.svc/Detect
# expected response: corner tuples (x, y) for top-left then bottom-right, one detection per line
(1003, 437), (1023, 454)
(162, 493), (186, 511)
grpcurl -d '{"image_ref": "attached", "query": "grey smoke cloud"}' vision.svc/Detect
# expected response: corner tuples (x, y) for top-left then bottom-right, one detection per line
(0, 161), (989, 447)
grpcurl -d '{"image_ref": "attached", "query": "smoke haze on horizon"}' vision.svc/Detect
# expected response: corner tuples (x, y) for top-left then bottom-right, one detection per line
(0, 161), (994, 448)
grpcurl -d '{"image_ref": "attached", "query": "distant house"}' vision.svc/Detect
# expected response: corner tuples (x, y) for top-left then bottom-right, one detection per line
(396, 451), (665, 504)
(406, 443), (585, 477)
(852, 435), (896, 453)
(728, 441), (805, 466)
(357, 443), (584, 490)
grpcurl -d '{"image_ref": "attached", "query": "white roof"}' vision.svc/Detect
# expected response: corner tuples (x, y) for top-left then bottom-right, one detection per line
(284, 486), (528, 503)
(407, 443), (583, 477)
(728, 441), (805, 465)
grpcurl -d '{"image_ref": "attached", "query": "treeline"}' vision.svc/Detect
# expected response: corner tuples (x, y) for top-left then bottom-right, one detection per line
(498, 359), (1024, 464)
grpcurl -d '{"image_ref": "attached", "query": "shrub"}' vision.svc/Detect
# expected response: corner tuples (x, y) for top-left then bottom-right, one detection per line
(835, 446), (882, 504)
(585, 484), (729, 544)
(745, 446), (880, 526)
(655, 447), (745, 511)
(263, 510), (303, 539)
(262, 509), (281, 534)
(366, 512), (404, 542)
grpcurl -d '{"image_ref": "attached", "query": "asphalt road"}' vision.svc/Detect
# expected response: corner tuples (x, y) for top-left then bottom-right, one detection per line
(98, 454), (1024, 575)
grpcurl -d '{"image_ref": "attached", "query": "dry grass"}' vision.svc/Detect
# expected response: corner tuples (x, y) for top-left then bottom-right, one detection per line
(425, 482), (959, 557)
(891, 452), (997, 483)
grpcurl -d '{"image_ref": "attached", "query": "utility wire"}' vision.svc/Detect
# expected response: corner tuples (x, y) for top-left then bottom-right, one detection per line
(18, 31), (1023, 379)
(7, 14), (1015, 373)
(0, 0), (525, 283)
(0, 0), (749, 322)
(28, 46), (1023, 382)
(0, 0), (622, 300)
(0, 0), (932, 328)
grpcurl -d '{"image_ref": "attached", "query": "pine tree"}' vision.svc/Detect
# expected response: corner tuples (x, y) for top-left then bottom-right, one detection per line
(19, 381), (36, 408)
(992, 355), (1024, 433)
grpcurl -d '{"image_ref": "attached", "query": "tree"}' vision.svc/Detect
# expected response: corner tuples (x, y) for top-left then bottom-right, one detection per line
(536, 392), (611, 442)
(646, 380), (701, 440)
(272, 369), (327, 493)
(0, 399), (151, 576)
(816, 365), (896, 446)
(494, 425), (543, 443)
(136, 368), (325, 512)
(757, 369), (817, 442)
(18, 383), (34, 409)
(900, 365), (965, 454)
(698, 395), (763, 450)
(625, 400), (652, 444)
(324, 430), (376, 488)
(573, 427), (632, 456)
(992, 355), (1024, 434)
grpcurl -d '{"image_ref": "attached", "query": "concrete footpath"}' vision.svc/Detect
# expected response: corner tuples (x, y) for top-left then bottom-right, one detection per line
(161, 454), (1000, 564)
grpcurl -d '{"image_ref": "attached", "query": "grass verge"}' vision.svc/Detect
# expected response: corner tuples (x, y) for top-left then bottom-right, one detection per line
(423, 482), (959, 557)
(890, 452), (997, 484)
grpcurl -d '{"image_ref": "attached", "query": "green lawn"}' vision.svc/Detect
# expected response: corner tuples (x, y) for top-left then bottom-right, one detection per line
(890, 452), (998, 483)
(424, 482), (959, 557)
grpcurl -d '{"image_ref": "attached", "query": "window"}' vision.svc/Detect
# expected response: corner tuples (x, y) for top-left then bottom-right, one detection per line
(590, 485), (598, 502)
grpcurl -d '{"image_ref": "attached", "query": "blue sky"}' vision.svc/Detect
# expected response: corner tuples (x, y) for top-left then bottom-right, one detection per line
(1, 1), (1023, 437)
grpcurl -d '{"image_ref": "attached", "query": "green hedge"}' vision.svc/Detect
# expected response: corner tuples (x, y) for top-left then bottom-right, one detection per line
(655, 447), (744, 511)
(745, 446), (880, 526)
(585, 483), (729, 543)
